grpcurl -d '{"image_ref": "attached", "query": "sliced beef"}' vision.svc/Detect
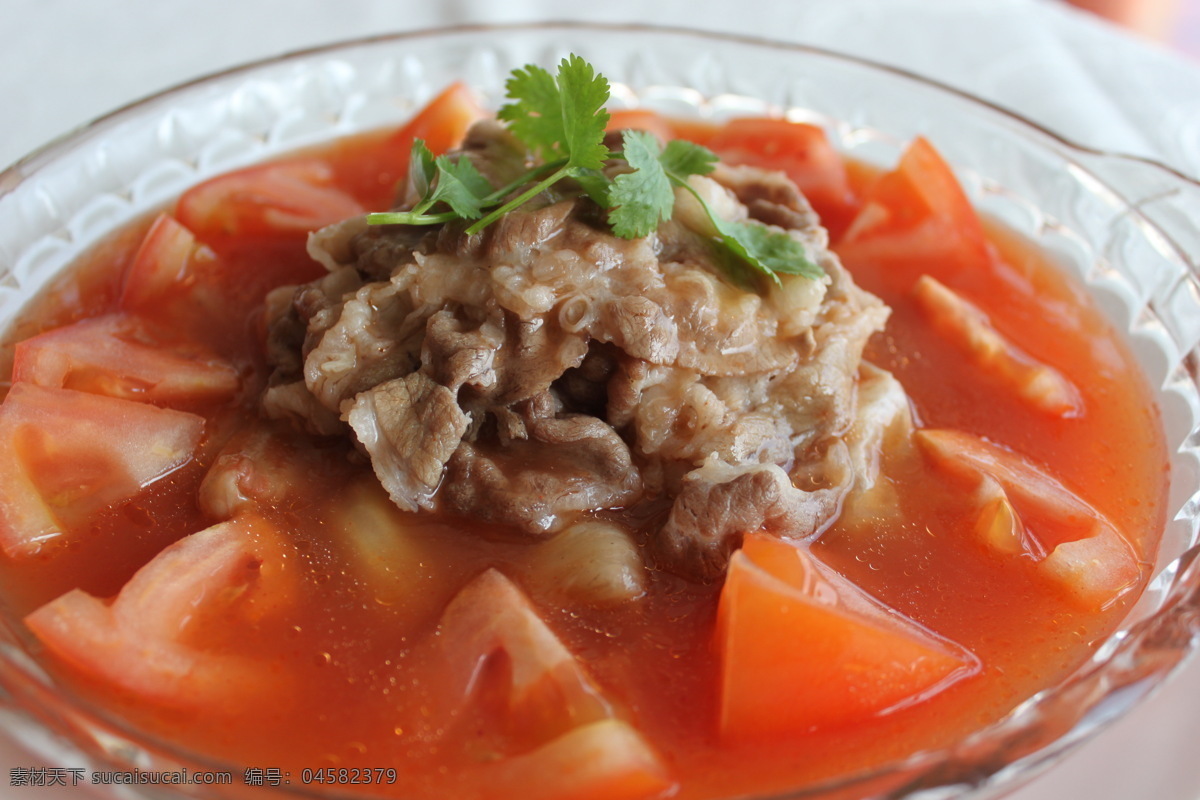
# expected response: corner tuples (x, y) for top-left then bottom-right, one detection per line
(261, 381), (345, 437)
(307, 215), (370, 273)
(596, 295), (680, 365)
(443, 408), (642, 535)
(303, 279), (426, 414)
(659, 453), (850, 581)
(486, 199), (578, 264)
(345, 373), (470, 512)
(421, 310), (504, 393)
(481, 314), (589, 408)
(714, 163), (826, 241)
(262, 119), (899, 582)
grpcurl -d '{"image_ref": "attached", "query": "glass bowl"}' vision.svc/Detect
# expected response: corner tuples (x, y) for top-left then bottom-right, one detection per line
(1, 21), (1198, 800)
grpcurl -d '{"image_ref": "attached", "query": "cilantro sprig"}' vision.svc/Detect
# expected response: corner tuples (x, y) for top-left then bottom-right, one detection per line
(366, 55), (823, 286)
(367, 141), (495, 226)
(607, 131), (821, 284)
(470, 55), (611, 232)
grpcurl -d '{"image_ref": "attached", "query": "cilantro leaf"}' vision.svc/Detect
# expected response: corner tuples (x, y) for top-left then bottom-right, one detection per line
(426, 154), (493, 219)
(468, 55), (612, 233)
(711, 217), (824, 283)
(496, 64), (564, 162)
(408, 139), (437, 201)
(659, 139), (717, 179)
(667, 166), (823, 286)
(606, 132), (819, 286)
(609, 130), (675, 238)
(572, 168), (613, 209)
(367, 140), (493, 226)
(608, 133), (719, 239)
(497, 55), (610, 171)
(553, 55), (611, 172)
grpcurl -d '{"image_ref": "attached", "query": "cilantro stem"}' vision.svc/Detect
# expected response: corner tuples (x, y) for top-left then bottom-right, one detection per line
(466, 165), (570, 234)
(368, 159), (570, 230)
(367, 210), (464, 226)
(480, 159), (567, 206)
(673, 178), (720, 226)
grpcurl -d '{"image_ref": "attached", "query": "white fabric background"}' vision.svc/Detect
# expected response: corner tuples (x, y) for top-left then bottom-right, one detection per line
(4, 0), (1199, 177)
(1, 1), (1199, 799)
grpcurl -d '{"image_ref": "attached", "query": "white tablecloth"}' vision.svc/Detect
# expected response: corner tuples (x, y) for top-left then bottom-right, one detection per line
(2, 1), (1199, 799)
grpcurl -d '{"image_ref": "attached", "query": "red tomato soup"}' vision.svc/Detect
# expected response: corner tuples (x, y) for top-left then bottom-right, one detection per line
(0, 83), (1168, 800)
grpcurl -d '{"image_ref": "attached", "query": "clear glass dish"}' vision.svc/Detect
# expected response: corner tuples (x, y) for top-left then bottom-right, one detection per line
(0, 21), (1198, 800)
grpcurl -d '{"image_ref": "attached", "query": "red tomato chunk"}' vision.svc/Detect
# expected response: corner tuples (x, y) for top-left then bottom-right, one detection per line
(12, 313), (239, 407)
(0, 384), (204, 557)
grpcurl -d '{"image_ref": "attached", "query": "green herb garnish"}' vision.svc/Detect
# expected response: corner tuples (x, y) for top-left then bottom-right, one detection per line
(367, 55), (823, 285)
(367, 141), (495, 226)
(607, 130), (681, 238)
(607, 130), (821, 284)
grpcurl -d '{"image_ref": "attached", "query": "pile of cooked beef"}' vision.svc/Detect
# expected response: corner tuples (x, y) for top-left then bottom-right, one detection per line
(262, 121), (906, 581)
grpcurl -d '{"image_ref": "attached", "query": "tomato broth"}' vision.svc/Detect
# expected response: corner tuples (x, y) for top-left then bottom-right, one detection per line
(0, 89), (1169, 800)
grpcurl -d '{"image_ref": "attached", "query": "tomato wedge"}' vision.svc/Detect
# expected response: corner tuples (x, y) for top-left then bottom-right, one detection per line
(437, 569), (675, 797)
(122, 213), (222, 313)
(121, 213), (317, 351)
(606, 109), (678, 142)
(487, 719), (675, 800)
(25, 515), (288, 706)
(120, 213), (234, 344)
(176, 159), (364, 245)
(386, 82), (485, 164)
(915, 429), (1141, 608)
(716, 534), (977, 740)
(0, 384), (205, 558)
(11, 313), (239, 408)
(707, 118), (855, 235)
(438, 569), (612, 744)
(911, 275), (1083, 418)
(837, 137), (991, 275)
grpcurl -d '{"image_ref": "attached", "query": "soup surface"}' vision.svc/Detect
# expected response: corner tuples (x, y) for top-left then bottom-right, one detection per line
(0, 73), (1168, 800)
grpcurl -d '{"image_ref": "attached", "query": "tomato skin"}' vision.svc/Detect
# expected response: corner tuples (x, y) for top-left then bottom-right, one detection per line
(122, 213), (219, 312)
(911, 275), (1083, 418)
(121, 213), (319, 352)
(488, 719), (675, 800)
(605, 109), (679, 142)
(121, 213), (236, 350)
(24, 515), (288, 707)
(176, 159), (364, 245)
(0, 384), (205, 558)
(313, 82), (482, 212)
(836, 136), (991, 278)
(386, 82), (484, 162)
(438, 569), (612, 746)
(915, 429), (1141, 608)
(11, 313), (239, 408)
(172, 162), (361, 303)
(716, 534), (977, 740)
(707, 118), (856, 236)
(436, 570), (675, 798)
